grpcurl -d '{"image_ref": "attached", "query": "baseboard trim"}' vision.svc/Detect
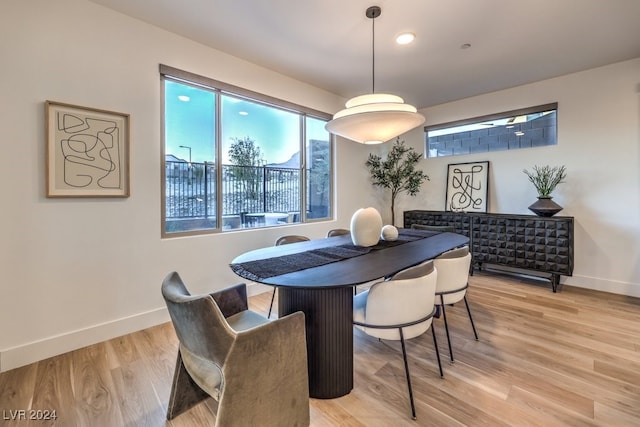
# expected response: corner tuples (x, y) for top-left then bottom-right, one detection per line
(564, 274), (640, 298)
(477, 265), (640, 298)
(0, 307), (171, 373)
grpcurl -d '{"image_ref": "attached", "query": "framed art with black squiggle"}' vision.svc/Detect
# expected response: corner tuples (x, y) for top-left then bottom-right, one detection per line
(46, 101), (130, 197)
(445, 161), (489, 212)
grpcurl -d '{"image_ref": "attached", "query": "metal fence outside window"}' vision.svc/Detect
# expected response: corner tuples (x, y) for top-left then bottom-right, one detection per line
(165, 161), (301, 220)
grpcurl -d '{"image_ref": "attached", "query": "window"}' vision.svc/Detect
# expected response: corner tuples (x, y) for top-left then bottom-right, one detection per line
(161, 65), (333, 236)
(425, 103), (557, 158)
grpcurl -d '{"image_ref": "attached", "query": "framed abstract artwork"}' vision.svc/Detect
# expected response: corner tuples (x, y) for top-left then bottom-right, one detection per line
(45, 101), (130, 197)
(445, 161), (489, 212)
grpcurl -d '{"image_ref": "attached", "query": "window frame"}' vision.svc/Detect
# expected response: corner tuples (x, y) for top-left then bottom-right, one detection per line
(160, 64), (334, 238)
(424, 102), (558, 158)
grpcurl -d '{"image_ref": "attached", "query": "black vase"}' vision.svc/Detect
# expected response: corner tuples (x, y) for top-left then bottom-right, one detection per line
(528, 196), (563, 217)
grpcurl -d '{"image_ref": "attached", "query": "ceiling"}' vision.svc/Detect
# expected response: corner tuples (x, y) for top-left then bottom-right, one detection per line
(89, 0), (640, 109)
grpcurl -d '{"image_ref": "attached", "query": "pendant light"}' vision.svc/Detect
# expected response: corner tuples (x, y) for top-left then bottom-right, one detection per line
(325, 6), (425, 144)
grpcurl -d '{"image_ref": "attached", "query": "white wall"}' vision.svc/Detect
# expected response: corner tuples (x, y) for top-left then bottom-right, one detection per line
(0, 0), (373, 372)
(383, 58), (640, 298)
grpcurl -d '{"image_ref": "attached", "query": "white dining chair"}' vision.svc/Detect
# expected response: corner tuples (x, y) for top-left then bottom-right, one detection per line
(433, 246), (478, 362)
(353, 260), (442, 420)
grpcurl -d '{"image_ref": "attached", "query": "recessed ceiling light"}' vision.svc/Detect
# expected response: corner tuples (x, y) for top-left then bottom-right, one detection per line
(515, 131), (525, 136)
(239, 111), (248, 116)
(396, 32), (416, 45)
(178, 95), (190, 102)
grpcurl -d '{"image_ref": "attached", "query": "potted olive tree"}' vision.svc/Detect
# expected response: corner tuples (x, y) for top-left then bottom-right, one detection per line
(523, 165), (567, 216)
(365, 138), (429, 225)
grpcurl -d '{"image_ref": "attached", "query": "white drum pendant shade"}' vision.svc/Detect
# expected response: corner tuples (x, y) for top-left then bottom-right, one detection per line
(350, 207), (383, 247)
(325, 94), (425, 145)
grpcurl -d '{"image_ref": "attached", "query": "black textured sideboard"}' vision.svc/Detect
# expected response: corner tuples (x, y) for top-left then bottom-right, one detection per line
(404, 210), (574, 292)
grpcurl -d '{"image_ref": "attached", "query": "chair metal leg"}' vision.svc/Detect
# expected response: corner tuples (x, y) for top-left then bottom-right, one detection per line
(430, 324), (444, 378)
(267, 287), (276, 318)
(398, 328), (417, 420)
(464, 295), (479, 340)
(440, 294), (455, 362)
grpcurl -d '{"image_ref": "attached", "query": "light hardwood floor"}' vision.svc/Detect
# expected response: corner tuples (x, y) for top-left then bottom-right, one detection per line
(1, 271), (639, 426)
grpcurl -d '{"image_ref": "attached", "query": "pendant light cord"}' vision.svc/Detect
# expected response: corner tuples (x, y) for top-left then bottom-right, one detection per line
(366, 6), (381, 94)
(371, 10), (375, 93)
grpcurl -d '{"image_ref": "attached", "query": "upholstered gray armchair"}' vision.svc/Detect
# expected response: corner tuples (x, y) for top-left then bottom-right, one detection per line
(162, 272), (310, 426)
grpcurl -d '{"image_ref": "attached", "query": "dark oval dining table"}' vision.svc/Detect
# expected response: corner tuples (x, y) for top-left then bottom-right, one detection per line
(230, 230), (469, 399)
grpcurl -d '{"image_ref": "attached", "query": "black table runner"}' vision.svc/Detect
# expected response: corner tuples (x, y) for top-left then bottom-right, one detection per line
(230, 228), (437, 282)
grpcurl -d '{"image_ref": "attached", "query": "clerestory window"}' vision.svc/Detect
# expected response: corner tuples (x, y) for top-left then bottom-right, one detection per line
(425, 103), (558, 158)
(161, 65), (333, 237)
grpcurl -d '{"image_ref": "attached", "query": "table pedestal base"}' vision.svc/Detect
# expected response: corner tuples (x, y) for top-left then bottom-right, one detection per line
(279, 286), (353, 399)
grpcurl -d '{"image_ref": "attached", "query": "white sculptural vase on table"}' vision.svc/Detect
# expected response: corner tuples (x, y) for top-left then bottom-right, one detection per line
(350, 207), (383, 247)
(381, 224), (398, 241)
